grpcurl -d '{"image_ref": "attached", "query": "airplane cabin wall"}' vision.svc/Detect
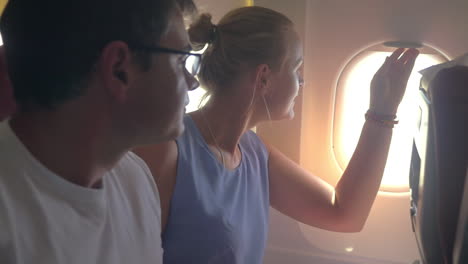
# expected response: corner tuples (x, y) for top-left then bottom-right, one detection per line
(193, 0), (468, 263)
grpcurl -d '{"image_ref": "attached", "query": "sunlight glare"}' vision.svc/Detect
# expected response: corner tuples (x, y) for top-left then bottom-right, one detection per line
(186, 88), (209, 113)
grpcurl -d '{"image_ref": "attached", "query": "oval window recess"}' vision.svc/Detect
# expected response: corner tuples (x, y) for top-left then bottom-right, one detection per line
(333, 43), (448, 193)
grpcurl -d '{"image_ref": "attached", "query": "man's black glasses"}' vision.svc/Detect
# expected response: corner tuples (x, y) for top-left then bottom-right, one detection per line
(131, 45), (202, 76)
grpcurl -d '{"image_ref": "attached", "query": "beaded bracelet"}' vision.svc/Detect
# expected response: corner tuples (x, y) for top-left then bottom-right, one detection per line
(365, 110), (399, 128)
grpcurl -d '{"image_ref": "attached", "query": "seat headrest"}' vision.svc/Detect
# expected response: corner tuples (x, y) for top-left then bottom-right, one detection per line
(419, 52), (468, 90)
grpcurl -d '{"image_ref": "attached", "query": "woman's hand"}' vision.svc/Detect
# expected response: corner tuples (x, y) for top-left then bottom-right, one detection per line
(369, 48), (419, 116)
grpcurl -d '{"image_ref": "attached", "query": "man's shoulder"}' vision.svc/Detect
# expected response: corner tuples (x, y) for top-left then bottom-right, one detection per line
(124, 151), (150, 168)
(113, 151), (152, 177)
(0, 123), (26, 185)
(107, 151), (161, 224)
(109, 151), (158, 194)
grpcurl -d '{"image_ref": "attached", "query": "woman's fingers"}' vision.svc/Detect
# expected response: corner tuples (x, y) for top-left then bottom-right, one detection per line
(398, 48), (419, 64)
(369, 47), (420, 115)
(373, 48), (419, 87)
(392, 48), (419, 79)
(401, 49), (419, 79)
(385, 48), (409, 77)
(388, 48), (405, 62)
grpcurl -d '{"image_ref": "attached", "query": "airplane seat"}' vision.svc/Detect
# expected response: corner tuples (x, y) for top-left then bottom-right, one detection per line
(453, 168), (468, 264)
(409, 65), (468, 264)
(430, 66), (468, 264)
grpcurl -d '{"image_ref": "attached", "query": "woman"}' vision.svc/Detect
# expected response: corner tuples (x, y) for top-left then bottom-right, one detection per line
(135, 6), (419, 263)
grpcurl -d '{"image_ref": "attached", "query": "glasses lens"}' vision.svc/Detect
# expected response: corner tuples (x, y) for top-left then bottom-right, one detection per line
(185, 55), (200, 76)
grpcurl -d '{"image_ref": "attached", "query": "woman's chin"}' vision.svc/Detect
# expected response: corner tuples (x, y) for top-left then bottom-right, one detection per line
(285, 103), (296, 119)
(277, 109), (295, 121)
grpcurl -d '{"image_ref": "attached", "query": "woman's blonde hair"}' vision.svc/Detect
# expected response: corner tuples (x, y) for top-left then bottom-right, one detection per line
(188, 6), (294, 96)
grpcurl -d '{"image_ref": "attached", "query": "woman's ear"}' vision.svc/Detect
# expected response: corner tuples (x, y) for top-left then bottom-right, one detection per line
(254, 64), (272, 96)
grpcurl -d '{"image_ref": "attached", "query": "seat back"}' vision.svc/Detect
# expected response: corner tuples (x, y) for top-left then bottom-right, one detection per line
(453, 168), (468, 264)
(410, 65), (468, 264)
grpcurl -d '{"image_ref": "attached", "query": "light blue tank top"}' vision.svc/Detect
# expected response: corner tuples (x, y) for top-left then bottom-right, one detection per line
(162, 115), (270, 264)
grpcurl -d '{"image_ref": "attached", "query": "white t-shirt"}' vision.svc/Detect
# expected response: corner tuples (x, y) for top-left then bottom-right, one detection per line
(0, 122), (163, 264)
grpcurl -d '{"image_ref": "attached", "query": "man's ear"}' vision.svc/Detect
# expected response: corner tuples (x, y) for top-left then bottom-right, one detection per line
(254, 64), (271, 96)
(97, 41), (134, 103)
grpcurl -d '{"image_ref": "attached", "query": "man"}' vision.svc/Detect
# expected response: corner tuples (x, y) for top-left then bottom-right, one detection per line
(0, 47), (15, 121)
(0, 0), (198, 263)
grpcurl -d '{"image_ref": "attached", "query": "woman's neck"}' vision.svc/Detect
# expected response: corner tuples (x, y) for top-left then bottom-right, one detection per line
(194, 100), (253, 151)
(190, 94), (261, 169)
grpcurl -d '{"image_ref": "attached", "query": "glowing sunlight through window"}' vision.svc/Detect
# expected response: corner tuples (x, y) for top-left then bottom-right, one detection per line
(186, 87), (208, 113)
(185, 46), (209, 114)
(334, 46), (446, 192)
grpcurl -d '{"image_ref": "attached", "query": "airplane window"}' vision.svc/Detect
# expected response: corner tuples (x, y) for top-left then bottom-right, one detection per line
(333, 44), (447, 192)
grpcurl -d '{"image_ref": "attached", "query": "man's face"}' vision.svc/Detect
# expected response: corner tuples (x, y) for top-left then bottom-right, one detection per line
(124, 8), (199, 145)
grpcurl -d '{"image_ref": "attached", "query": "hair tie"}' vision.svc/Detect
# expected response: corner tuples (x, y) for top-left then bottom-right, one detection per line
(209, 24), (218, 44)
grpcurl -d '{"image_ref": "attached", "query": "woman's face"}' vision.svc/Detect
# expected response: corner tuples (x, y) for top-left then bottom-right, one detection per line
(264, 33), (304, 120)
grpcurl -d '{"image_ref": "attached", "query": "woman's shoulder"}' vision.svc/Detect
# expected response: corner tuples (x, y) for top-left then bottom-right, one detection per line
(240, 130), (269, 157)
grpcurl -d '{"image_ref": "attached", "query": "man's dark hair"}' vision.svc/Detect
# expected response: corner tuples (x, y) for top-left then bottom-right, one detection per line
(0, 0), (196, 111)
